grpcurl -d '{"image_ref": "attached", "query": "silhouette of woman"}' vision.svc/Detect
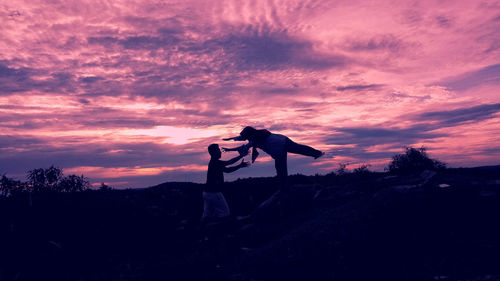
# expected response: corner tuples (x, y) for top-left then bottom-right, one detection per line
(222, 126), (324, 184)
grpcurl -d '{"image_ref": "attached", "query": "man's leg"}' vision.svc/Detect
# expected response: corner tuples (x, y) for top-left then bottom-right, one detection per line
(286, 138), (323, 158)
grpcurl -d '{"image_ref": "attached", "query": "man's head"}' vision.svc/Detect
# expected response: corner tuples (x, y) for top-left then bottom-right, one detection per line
(208, 143), (221, 159)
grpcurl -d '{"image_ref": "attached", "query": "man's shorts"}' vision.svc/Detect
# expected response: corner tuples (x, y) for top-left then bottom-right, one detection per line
(202, 191), (230, 220)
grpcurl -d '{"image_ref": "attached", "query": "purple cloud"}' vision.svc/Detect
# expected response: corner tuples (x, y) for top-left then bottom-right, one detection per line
(441, 64), (500, 91)
(417, 103), (500, 125)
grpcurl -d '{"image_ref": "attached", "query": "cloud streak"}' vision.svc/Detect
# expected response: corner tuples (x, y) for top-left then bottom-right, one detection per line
(417, 103), (500, 125)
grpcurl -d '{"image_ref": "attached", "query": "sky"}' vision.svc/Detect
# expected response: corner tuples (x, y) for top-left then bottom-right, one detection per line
(1, 0), (500, 188)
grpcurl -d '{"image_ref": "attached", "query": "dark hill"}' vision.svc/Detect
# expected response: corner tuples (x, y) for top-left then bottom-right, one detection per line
(1, 166), (500, 281)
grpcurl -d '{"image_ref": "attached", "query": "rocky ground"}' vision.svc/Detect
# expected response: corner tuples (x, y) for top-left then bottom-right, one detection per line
(1, 166), (500, 281)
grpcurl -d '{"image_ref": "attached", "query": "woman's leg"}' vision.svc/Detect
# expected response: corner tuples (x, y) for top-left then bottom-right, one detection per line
(286, 138), (323, 158)
(274, 153), (291, 216)
(274, 153), (288, 185)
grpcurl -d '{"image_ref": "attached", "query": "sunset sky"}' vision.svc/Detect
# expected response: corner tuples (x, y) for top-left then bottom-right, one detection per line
(1, 0), (500, 188)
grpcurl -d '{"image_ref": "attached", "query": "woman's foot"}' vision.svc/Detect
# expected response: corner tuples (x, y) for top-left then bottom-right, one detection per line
(314, 151), (325, 159)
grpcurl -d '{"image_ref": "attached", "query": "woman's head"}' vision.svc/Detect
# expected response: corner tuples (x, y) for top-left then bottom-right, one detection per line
(240, 126), (257, 140)
(239, 126), (271, 142)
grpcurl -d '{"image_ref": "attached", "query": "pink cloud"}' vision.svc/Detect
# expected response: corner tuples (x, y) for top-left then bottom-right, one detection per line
(1, 0), (499, 187)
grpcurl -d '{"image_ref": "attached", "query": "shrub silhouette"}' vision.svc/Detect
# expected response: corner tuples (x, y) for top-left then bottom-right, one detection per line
(26, 166), (90, 193)
(2, 167), (92, 197)
(27, 165), (62, 192)
(353, 164), (371, 176)
(58, 174), (90, 192)
(98, 182), (112, 191)
(0, 174), (27, 197)
(387, 146), (446, 175)
(336, 163), (349, 175)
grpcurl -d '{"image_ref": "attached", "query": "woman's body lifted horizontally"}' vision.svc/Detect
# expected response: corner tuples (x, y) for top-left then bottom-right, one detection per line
(222, 126), (324, 184)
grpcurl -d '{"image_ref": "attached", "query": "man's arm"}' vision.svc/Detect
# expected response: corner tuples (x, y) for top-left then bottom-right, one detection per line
(223, 159), (249, 173)
(221, 154), (244, 166)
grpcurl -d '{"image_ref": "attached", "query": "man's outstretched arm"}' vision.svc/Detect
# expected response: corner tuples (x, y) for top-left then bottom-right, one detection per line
(221, 146), (240, 152)
(223, 160), (249, 173)
(221, 154), (244, 166)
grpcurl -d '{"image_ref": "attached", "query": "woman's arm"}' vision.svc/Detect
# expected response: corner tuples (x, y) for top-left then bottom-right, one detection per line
(222, 142), (253, 155)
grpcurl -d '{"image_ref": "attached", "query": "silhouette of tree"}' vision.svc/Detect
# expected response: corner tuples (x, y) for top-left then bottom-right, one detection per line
(58, 174), (90, 192)
(387, 146), (446, 175)
(98, 182), (112, 191)
(27, 165), (62, 192)
(26, 166), (90, 192)
(353, 164), (371, 175)
(0, 174), (27, 197)
(336, 163), (349, 175)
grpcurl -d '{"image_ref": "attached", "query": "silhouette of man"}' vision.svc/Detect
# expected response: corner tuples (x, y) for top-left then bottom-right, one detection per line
(202, 144), (249, 222)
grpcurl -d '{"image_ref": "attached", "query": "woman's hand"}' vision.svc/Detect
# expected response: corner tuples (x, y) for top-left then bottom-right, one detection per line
(222, 145), (249, 155)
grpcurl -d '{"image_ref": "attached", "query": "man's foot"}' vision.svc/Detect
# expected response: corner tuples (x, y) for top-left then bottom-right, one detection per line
(314, 151), (325, 159)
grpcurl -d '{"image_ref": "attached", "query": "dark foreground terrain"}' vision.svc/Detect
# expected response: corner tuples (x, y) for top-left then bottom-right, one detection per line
(1, 166), (500, 281)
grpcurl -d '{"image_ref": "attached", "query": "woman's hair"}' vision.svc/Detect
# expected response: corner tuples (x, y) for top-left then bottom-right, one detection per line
(240, 126), (271, 142)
